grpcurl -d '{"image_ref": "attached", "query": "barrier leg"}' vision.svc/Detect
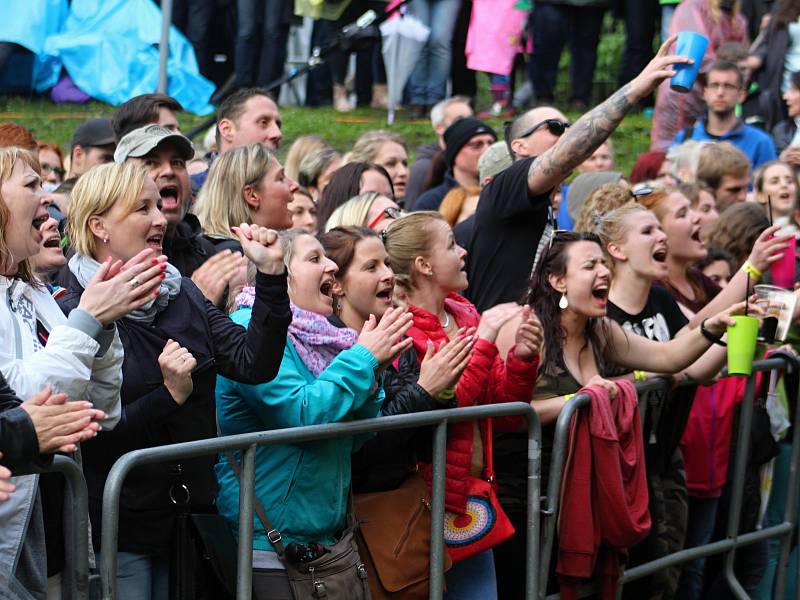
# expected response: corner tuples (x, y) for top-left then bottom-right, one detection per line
(429, 420), (448, 600)
(723, 374), (757, 600)
(774, 364), (800, 600)
(237, 445), (256, 600)
(526, 411), (541, 600)
(53, 456), (90, 600)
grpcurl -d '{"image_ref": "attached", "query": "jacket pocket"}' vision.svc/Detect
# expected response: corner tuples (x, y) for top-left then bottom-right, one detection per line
(281, 451), (304, 505)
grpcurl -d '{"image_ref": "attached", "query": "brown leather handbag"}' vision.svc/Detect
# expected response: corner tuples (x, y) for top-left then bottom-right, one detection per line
(355, 472), (452, 599)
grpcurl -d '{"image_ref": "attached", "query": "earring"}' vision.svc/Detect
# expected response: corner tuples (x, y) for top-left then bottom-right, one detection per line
(103, 237), (109, 244)
(558, 294), (569, 310)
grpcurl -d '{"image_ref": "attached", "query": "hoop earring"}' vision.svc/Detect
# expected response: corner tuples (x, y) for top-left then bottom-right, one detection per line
(558, 294), (569, 310)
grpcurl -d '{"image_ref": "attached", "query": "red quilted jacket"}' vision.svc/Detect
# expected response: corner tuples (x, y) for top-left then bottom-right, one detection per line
(405, 294), (540, 513)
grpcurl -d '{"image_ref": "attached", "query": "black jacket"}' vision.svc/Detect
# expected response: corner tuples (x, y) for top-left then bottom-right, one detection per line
(327, 316), (448, 493)
(163, 213), (218, 277)
(0, 372), (48, 471)
(772, 119), (796, 155)
(58, 269), (291, 555)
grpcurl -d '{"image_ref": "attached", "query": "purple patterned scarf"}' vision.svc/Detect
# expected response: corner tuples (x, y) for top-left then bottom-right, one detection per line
(236, 286), (357, 377)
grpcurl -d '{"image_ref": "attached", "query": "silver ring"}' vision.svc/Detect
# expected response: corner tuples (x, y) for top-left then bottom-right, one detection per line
(127, 276), (141, 288)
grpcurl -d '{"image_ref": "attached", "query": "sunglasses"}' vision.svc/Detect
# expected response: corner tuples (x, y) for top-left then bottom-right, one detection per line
(506, 118), (571, 141)
(630, 186), (654, 199)
(41, 164), (65, 179)
(367, 206), (405, 230)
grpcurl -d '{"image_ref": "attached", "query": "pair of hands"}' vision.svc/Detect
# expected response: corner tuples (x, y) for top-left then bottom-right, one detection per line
(479, 303), (543, 361)
(0, 386), (107, 502)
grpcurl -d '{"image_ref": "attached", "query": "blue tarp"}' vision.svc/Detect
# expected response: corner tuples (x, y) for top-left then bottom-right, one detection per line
(1, 0), (215, 115)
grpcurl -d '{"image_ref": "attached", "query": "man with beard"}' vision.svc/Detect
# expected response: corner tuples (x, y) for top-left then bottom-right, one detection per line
(673, 61), (776, 168)
(114, 126), (245, 305)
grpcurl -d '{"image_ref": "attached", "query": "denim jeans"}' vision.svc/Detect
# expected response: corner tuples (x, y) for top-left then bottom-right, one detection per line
(676, 496), (720, 600)
(444, 549), (497, 600)
(406, 0), (462, 105)
(531, 3), (605, 105)
(95, 551), (169, 600)
(234, 0), (290, 87)
(172, 0), (214, 78)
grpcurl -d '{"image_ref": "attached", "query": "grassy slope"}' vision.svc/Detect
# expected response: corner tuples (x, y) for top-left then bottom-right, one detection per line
(0, 94), (652, 176)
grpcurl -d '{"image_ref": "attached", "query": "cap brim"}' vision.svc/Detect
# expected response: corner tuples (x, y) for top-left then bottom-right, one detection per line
(115, 134), (194, 163)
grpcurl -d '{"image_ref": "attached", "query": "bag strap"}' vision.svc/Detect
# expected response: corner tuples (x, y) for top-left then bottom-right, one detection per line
(483, 418), (495, 483)
(223, 450), (290, 559)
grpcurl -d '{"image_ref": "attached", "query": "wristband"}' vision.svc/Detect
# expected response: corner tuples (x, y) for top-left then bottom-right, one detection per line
(633, 370), (647, 382)
(563, 393), (576, 401)
(742, 260), (763, 280)
(436, 387), (455, 401)
(700, 319), (727, 347)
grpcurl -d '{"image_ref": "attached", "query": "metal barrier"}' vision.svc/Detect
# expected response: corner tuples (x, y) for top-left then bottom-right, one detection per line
(540, 356), (800, 600)
(99, 402), (541, 600)
(16, 454), (91, 600)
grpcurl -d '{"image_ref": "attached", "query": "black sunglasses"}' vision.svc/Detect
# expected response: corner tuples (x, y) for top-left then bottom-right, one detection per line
(511, 118), (571, 140)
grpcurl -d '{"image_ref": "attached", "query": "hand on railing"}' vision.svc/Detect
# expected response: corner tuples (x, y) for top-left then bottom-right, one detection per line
(0, 456), (14, 501)
(585, 375), (619, 399)
(20, 386), (105, 453)
(512, 306), (543, 361)
(159, 340), (197, 405)
(358, 306), (414, 366)
(417, 328), (475, 397)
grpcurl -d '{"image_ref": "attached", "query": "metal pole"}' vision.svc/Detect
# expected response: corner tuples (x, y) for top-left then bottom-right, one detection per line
(52, 456), (90, 600)
(101, 457), (133, 599)
(236, 446), (256, 600)
(525, 410), (542, 600)
(774, 355), (800, 599)
(429, 420), (448, 600)
(723, 373), (758, 600)
(157, 0), (172, 93)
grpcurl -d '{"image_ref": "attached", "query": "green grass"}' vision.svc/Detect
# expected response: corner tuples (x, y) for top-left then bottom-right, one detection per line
(0, 94), (653, 176)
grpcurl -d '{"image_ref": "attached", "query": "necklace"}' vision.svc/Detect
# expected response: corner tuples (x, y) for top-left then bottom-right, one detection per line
(440, 311), (450, 329)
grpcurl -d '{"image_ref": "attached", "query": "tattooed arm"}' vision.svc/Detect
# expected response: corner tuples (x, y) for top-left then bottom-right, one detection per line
(528, 35), (692, 195)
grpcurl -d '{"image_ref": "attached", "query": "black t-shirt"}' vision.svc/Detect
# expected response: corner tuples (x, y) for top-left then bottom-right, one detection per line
(464, 157), (551, 312)
(606, 286), (689, 342)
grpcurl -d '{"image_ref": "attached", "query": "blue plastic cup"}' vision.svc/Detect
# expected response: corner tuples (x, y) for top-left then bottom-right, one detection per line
(670, 32), (709, 93)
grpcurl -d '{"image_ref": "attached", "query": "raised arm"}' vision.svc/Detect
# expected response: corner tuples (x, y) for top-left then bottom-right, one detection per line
(528, 36), (690, 195)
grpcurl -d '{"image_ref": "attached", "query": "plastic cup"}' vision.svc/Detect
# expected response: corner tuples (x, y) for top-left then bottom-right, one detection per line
(670, 32), (709, 93)
(770, 234), (797, 289)
(754, 284), (798, 342)
(726, 315), (760, 376)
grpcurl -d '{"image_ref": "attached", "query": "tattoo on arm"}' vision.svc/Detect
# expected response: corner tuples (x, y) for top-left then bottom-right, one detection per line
(528, 84), (634, 193)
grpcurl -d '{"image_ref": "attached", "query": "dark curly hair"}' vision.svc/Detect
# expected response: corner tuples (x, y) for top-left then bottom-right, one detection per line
(523, 230), (611, 375)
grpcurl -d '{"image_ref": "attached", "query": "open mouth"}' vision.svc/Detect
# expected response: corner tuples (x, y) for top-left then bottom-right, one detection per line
(147, 233), (164, 248)
(591, 285), (609, 301)
(376, 287), (393, 302)
(690, 229), (703, 244)
(43, 234), (61, 249)
(653, 247), (668, 263)
(159, 185), (180, 211)
(320, 279), (333, 298)
(32, 214), (48, 231)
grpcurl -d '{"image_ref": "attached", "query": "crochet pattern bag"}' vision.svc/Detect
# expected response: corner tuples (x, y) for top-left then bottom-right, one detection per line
(443, 419), (515, 563)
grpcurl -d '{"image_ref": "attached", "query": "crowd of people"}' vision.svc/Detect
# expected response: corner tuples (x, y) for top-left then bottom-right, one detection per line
(3, 1), (800, 599)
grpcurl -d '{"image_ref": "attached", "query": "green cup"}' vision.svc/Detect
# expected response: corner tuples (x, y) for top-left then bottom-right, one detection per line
(726, 315), (760, 376)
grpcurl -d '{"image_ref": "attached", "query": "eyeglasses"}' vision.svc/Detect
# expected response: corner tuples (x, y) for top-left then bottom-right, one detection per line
(40, 164), (65, 179)
(508, 119), (571, 141)
(706, 82), (740, 92)
(367, 206), (405, 230)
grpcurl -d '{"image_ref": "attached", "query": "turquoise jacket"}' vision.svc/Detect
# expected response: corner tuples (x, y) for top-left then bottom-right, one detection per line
(215, 307), (383, 551)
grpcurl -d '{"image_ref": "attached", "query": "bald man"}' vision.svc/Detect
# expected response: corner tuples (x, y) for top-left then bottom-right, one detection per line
(464, 38), (690, 312)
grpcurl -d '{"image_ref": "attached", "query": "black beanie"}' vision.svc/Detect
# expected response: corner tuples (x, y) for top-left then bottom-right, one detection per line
(443, 117), (496, 167)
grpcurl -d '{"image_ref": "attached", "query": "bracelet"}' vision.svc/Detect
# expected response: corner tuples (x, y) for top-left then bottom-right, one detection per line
(700, 319), (727, 347)
(633, 370), (647, 382)
(742, 260), (763, 280)
(436, 387), (455, 401)
(563, 393), (576, 401)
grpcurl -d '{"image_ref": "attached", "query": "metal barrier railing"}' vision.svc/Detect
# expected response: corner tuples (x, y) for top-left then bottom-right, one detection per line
(99, 402), (541, 600)
(541, 356), (800, 600)
(16, 454), (91, 600)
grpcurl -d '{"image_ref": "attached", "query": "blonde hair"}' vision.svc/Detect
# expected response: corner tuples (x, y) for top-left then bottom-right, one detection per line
(68, 161), (149, 257)
(383, 211), (444, 292)
(194, 143), (275, 239)
(324, 192), (379, 232)
(344, 130), (407, 164)
(439, 185), (480, 226)
(0, 147), (39, 280)
(573, 183), (632, 232)
(635, 187), (676, 222)
(284, 135), (325, 181)
(592, 203), (650, 273)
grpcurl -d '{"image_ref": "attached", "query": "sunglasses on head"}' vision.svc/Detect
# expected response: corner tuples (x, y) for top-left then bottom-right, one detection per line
(509, 118), (571, 140)
(630, 186), (654, 199)
(367, 206), (405, 231)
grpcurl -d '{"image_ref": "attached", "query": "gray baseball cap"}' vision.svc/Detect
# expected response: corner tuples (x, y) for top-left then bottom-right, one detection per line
(478, 141), (513, 183)
(114, 124), (194, 163)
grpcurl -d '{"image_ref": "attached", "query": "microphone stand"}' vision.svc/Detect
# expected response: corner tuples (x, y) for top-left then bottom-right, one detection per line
(186, 0), (412, 140)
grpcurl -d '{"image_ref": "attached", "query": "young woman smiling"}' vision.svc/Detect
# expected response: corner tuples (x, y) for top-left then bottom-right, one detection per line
(60, 161), (292, 599)
(383, 211), (543, 599)
(321, 226), (474, 493)
(0, 147), (146, 598)
(215, 229), (412, 599)
(754, 160), (799, 235)
(492, 230), (756, 600)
